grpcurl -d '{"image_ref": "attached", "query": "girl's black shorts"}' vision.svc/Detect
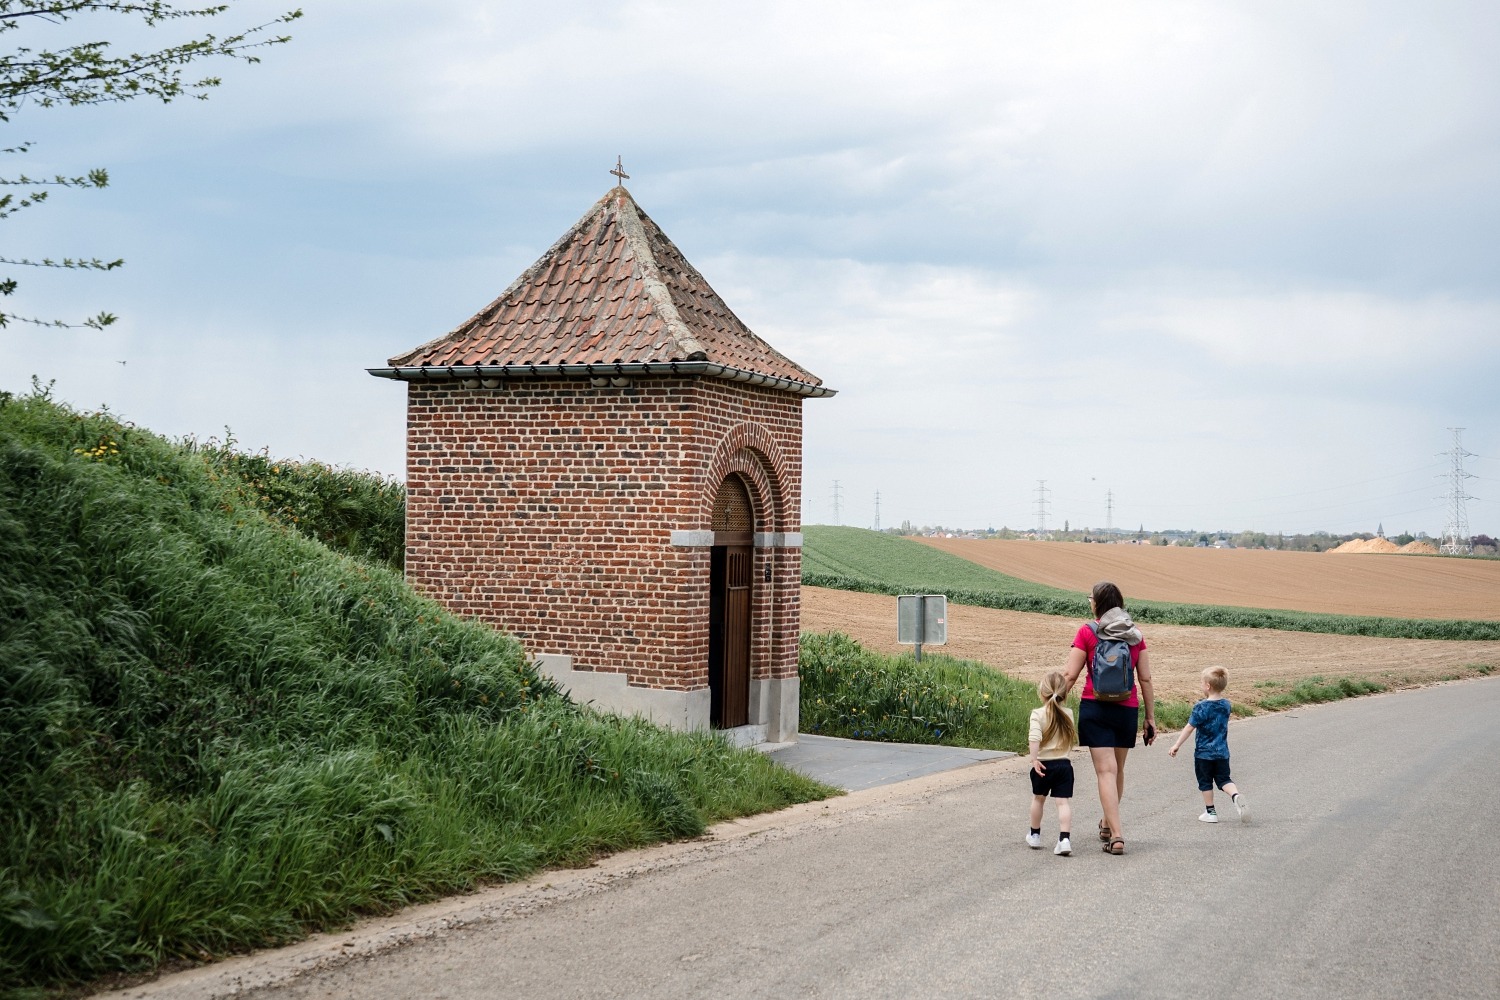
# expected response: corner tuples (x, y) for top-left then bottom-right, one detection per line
(1077, 698), (1140, 748)
(1029, 757), (1074, 798)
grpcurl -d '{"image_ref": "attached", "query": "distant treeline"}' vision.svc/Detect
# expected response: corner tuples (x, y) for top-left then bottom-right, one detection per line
(883, 523), (1498, 555)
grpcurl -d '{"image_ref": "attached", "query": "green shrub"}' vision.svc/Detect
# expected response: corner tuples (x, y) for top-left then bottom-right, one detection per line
(799, 631), (1039, 751)
(800, 632), (982, 742)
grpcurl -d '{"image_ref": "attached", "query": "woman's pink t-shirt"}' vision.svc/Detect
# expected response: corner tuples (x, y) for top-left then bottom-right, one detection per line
(1073, 623), (1147, 708)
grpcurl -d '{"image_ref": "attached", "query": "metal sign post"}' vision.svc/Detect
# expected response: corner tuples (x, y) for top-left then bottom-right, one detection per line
(897, 594), (948, 663)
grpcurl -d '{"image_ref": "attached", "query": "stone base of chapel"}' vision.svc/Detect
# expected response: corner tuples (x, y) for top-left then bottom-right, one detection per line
(533, 654), (799, 744)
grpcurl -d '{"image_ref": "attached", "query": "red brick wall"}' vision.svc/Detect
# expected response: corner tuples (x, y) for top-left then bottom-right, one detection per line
(404, 377), (803, 690)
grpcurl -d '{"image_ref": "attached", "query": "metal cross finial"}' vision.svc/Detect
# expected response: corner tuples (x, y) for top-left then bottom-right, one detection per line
(610, 156), (630, 184)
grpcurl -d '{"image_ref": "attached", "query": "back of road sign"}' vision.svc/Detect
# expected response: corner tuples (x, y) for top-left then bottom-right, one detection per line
(897, 595), (948, 646)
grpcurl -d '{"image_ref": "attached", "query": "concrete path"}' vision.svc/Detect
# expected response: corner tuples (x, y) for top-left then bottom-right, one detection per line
(759, 733), (1010, 790)
(102, 679), (1500, 1000)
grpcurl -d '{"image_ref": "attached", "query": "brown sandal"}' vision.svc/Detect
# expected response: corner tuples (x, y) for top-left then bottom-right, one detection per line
(1098, 819), (1112, 843)
(1103, 837), (1125, 855)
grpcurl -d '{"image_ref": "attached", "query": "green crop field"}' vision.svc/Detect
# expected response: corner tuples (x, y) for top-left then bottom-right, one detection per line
(802, 526), (1500, 641)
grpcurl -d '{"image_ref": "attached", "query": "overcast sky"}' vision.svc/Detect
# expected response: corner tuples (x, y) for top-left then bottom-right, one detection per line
(5, 0), (1498, 536)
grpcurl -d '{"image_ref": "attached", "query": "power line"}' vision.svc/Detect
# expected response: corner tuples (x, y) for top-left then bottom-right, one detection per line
(873, 489), (881, 531)
(1105, 488), (1114, 533)
(1439, 428), (1476, 555)
(1035, 480), (1050, 535)
(831, 480), (843, 525)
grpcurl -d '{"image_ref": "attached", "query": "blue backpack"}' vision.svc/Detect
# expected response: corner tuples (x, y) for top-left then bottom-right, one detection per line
(1087, 622), (1135, 702)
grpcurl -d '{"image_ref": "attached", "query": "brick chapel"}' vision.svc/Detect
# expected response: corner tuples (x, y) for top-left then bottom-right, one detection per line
(370, 183), (834, 743)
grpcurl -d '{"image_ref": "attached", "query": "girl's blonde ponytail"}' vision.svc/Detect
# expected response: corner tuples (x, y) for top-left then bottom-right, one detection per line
(1037, 670), (1077, 750)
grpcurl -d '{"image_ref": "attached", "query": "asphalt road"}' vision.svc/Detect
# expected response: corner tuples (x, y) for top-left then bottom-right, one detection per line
(109, 678), (1500, 1000)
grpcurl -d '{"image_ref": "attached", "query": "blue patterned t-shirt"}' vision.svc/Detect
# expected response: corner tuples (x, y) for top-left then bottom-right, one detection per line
(1188, 698), (1231, 760)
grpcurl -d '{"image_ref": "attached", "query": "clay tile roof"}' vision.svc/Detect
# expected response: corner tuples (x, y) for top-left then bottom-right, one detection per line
(383, 187), (827, 392)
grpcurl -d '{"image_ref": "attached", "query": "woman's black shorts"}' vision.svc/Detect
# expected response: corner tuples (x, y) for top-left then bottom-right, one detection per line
(1029, 757), (1074, 798)
(1077, 699), (1139, 748)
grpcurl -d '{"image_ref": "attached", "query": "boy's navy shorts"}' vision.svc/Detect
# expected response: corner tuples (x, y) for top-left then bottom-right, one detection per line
(1030, 757), (1074, 798)
(1195, 756), (1233, 791)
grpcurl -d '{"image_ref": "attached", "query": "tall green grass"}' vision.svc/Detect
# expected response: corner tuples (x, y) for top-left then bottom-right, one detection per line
(799, 632), (1040, 751)
(804, 526), (1500, 640)
(1254, 675), (1387, 710)
(190, 436), (407, 571)
(0, 389), (830, 995)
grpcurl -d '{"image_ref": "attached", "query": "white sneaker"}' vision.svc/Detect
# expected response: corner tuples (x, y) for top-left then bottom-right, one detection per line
(1198, 811), (1219, 823)
(1026, 832), (1043, 848)
(1054, 837), (1072, 856)
(1234, 796), (1250, 823)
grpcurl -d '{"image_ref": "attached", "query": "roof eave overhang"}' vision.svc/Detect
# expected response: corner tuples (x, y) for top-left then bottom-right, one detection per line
(366, 362), (837, 398)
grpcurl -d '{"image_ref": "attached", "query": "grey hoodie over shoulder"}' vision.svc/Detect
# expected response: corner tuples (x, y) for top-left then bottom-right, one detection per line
(1095, 606), (1142, 645)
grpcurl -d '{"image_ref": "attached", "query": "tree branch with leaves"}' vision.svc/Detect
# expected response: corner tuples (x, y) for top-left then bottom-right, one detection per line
(1, 1), (301, 330)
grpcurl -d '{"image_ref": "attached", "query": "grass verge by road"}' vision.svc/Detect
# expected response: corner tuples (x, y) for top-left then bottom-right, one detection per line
(803, 526), (1500, 641)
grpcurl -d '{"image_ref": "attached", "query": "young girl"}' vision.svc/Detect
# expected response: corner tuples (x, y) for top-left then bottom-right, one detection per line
(1027, 671), (1079, 855)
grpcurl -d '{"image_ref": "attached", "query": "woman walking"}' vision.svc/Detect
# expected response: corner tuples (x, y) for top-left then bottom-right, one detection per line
(1062, 581), (1155, 855)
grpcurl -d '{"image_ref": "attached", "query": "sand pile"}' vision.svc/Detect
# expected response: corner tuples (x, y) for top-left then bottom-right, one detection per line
(1328, 537), (1402, 554)
(1399, 540), (1439, 554)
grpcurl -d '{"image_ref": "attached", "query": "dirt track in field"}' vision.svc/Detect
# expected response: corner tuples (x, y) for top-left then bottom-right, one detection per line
(917, 537), (1500, 621)
(801, 587), (1500, 703)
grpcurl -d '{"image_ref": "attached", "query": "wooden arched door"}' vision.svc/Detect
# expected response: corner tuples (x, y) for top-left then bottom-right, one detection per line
(708, 476), (753, 728)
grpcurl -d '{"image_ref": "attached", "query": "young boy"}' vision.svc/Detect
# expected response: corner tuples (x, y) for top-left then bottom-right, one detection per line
(1167, 666), (1249, 823)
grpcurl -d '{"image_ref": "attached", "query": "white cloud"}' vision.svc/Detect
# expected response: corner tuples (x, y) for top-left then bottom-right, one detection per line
(705, 255), (1037, 372)
(1120, 290), (1500, 371)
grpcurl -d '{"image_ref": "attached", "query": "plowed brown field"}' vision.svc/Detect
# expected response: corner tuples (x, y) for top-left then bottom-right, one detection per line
(801, 587), (1500, 703)
(918, 538), (1500, 621)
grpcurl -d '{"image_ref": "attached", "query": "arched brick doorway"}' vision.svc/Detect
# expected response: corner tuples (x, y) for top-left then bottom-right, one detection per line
(708, 475), (754, 728)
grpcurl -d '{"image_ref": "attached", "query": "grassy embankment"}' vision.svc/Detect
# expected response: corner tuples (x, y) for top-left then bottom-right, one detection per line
(799, 526), (1499, 741)
(0, 388), (831, 997)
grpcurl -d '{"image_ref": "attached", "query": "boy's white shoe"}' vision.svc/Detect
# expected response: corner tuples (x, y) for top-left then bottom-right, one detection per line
(1198, 811), (1219, 823)
(1054, 837), (1072, 856)
(1026, 832), (1043, 848)
(1234, 796), (1250, 823)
